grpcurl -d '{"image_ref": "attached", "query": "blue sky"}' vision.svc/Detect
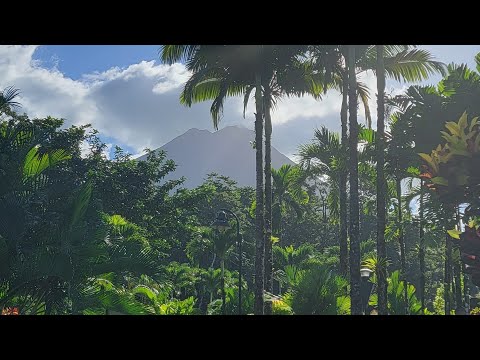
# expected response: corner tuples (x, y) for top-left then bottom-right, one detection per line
(3, 45), (480, 160)
(33, 46), (161, 80)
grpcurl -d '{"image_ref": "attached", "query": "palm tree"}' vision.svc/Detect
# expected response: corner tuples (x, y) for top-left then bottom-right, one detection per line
(388, 59), (480, 313)
(271, 164), (309, 241)
(160, 45), (266, 314)
(202, 268), (222, 304)
(298, 127), (347, 270)
(347, 45), (362, 315)
(253, 70), (265, 315)
(381, 111), (418, 314)
(369, 270), (423, 315)
(0, 86), (20, 113)
(375, 45), (388, 315)
(272, 243), (315, 294)
(206, 227), (236, 315)
(308, 45), (444, 287)
(299, 126), (376, 275)
(246, 47), (324, 314)
(287, 261), (348, 315)
(418, 178), (426, 312)
(389, 86), (447, 313)
(160, 45), (323, 315)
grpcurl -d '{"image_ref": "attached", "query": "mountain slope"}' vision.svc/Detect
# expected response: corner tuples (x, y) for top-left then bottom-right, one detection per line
(138, 126), (295, 189)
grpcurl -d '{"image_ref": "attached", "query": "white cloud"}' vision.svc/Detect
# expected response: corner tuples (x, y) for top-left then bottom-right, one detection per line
(79, 140), (91, 158)
(79, 140), (112, 160)
(0, 45), (407, 158)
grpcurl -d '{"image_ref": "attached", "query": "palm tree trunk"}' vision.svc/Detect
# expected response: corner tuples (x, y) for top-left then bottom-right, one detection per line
(347, 45), (362, 315)
(339, 79), (349, 276)
(443, 204), (454, 315)
(254, 72), (265, 315)
(278, 196), (283, 243)
(375, 45), (388, 315)
(462, 262), (469, 313)
(419, 179), (426, 313)
(445, 231), (452, 315)
(453, 250), (463, 311)
(264, 96), (273, 315)
(396, 175), (408, 315)
(453, 207), (463, 311)
(221, 259), (226, 315)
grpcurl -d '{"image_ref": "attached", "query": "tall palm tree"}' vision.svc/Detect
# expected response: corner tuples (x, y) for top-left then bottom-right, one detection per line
(348, 45), (362, 315)
(253, 70), (265, 314)
(309, 45), (444, 283)
(389, 85), (448, 313)
(160, 45), (265, 314)
(375, 45), (388, 315)
(418, 179), (425, 312)
(161, 45), (324, 314)
(245, 47), (324, 314)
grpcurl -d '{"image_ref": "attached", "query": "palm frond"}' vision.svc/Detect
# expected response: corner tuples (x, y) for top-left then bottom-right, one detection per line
(0, 86), (21, 111)
(383, 49), (446, 82)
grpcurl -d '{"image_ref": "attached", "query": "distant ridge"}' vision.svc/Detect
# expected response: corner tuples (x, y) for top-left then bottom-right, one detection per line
(137, 126), (295, 189)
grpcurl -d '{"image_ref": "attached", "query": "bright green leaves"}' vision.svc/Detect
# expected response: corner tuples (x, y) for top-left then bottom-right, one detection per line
(419, 112), (480, 202)
(23, 146), (70, 181)
(447, 229), (462, 239)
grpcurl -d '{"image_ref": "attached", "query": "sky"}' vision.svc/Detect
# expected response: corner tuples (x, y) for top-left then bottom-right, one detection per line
(2, 45), (480, 160)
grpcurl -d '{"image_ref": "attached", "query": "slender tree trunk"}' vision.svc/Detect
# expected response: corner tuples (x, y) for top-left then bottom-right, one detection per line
(254, 72), (265, 315)
(445, 231), (452, 315)
(221, 259), (226, 315)
(452, 207), (463, 312)
(347, 46), (361, 315)
(375, 45), (388, 316)
(453, 250), (463, 311)
(339, 80), (349, 277)
(444, 205), (454, 315)
(277, 196), (283, 243)
(462, 262), (469, 313)
(264, 95), (273, 315)
(419, 179), (426, 313)
(460, 206), (469, 312)
(396, 175), (408, 315)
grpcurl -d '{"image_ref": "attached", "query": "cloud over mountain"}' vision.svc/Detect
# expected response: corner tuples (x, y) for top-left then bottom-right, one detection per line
(0, 45), (393, 159)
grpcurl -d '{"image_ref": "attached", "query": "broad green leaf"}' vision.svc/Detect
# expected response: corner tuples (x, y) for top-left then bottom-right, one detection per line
(445, 121), (460, 136)
(447, 229), (462, 240)
(469, 117), (478, 132)
(458, 111), (468, 132)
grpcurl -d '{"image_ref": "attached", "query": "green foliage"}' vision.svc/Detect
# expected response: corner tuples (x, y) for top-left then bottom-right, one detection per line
(272, 299), (293, 315)
(433, 284), (446, 315)
(0, 48), (468, 316)
(286, 262), (348, 315)
(158, 297), (198, 315)
(419, 112), (480, 205)
(369, 270), (423, 315)
(470, 307), (480, 315)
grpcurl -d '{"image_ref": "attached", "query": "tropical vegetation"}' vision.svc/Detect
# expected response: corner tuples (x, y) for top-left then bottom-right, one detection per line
(2, 45), (480, 315)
